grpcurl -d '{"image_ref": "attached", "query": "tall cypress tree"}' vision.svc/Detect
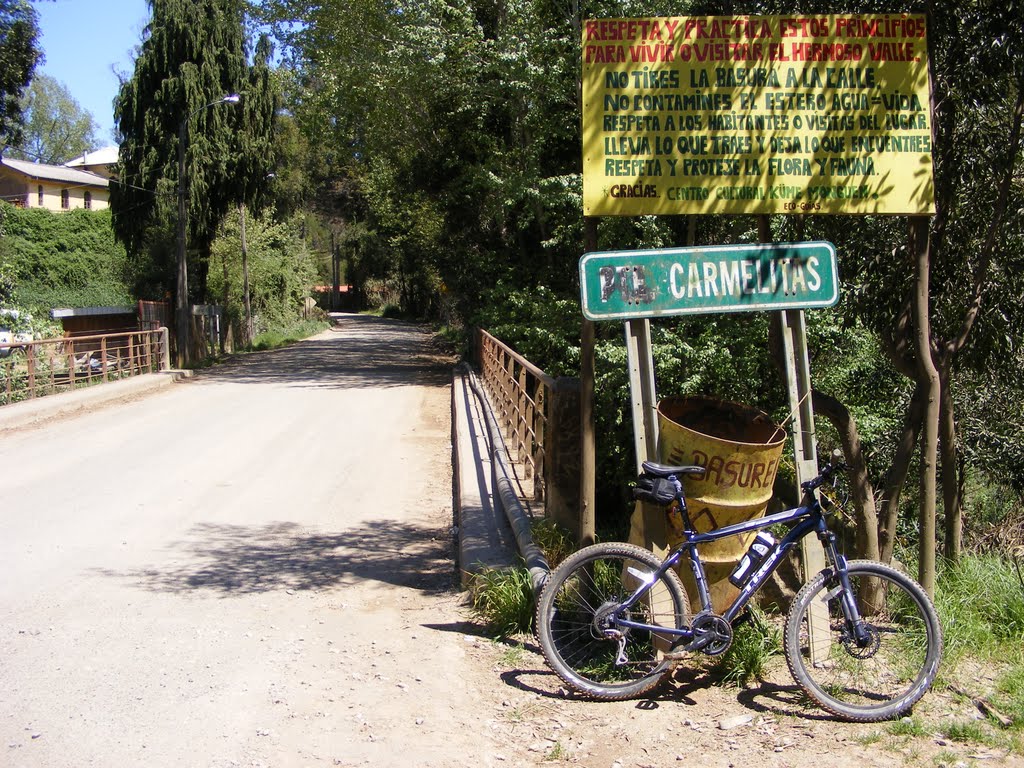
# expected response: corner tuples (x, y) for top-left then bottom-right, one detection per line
(112, 0), (261, 304)
(233, 34), (278, 215)
(0, 0), (42, 153)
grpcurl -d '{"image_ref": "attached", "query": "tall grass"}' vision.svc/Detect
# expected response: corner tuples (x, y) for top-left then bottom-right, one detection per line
(529, 519), (574, 570)
(711, 606), (781, 686)
(932, 552), (1024, 734)
(469, 563), (535, 638)
(468, 518), (575, 638)
(993, 666), (1024, 728)
(934, 553), (1024, 663)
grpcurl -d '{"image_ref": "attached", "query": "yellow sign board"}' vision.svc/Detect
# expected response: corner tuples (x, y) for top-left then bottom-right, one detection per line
(582, 15), (934, 216)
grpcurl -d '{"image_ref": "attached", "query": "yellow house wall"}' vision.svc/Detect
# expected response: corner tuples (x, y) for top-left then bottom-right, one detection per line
(22, 179), (109, 211)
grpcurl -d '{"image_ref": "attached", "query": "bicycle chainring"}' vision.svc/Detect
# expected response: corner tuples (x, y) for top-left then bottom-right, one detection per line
(686, 612), (733, 656)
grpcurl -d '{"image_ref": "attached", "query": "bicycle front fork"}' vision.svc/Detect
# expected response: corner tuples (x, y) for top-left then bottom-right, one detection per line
(820, 532), (874, 647)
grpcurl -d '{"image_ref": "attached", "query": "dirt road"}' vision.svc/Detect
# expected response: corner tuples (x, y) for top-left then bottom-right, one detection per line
(2, 314), (1019, 768)
(0, 315), (501, 767)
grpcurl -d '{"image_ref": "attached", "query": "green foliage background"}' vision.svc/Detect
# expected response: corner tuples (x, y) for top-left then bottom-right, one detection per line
(0, 204), (133, 311)
(208, 206), (321, 337)
(0, 200), (321, 348)
(257, 0), (1024, 548)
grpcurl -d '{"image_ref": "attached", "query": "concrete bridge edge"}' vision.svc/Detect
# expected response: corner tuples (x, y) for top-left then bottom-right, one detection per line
(0, 370), (192, 433)
(451, 366), (519, 588)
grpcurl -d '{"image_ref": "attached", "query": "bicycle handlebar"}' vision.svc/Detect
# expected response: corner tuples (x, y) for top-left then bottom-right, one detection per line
(800, 450), (849, 493)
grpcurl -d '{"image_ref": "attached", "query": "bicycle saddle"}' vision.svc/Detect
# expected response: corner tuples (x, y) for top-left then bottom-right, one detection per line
(640, 461), (706, 479)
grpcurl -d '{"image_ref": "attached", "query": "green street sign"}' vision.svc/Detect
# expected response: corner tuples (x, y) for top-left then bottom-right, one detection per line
(579, 241), (838, 321)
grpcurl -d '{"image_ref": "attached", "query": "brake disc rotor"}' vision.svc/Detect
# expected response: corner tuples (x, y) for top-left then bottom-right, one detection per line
(841, 622), (881, 659)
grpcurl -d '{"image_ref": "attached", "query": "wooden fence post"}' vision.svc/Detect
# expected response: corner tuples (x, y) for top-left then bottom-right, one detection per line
(546, 376), (582, 542)
(517, 365), (528, 468)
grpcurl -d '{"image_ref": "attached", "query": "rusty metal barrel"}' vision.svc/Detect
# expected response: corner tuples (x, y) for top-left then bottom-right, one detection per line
(658, 395), (786, 612)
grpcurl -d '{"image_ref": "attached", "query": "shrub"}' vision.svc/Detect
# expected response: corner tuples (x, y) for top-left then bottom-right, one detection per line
(934, 553), (1024, 662)
(469, 564), (534, 638)
(0, 204), (133, 313)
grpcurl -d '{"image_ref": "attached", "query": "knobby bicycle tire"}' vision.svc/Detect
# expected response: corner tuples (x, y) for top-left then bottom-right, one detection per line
(535, 542), (690, 701)
(783, 559), (942, 721)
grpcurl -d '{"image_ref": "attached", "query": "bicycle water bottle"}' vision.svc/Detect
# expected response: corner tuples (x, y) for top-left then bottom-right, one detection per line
(728, 531), (775, 587)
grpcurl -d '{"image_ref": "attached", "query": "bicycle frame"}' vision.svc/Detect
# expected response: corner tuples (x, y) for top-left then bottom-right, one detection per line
(613, 488), (859, 645)
(536, 458), (940, 717)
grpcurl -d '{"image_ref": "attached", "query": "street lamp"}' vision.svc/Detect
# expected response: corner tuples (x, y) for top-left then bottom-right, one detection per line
(175, 93), (241, 367)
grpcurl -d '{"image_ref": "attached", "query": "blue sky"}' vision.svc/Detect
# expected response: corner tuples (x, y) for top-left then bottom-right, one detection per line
(35, 0), (151, 147)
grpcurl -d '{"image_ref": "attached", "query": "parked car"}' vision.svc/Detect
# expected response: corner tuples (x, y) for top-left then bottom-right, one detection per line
(0, 310), (32, 358)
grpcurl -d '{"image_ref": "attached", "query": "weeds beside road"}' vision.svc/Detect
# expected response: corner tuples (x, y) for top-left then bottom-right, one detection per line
(470, 519), (1024, 765)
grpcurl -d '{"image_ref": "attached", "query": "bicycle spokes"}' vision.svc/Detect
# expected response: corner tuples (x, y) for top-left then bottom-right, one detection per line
(536, 543), (690, 700)
(784, 561), (942, 721)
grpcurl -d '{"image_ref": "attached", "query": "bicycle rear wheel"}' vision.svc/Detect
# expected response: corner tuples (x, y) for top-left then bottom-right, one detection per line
(783, 559), (942, 721)
(535, 542), (690, 700)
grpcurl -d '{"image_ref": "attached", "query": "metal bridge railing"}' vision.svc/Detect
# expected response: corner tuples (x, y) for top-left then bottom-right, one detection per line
(0, 327), (171, 406)
(478, 328), (554, 504)
(476, 329), (581, 537)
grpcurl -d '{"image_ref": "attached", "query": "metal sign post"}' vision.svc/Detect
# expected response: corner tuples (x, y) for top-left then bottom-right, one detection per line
(625, 318), (659, 473)
(779, 308), (830, 662)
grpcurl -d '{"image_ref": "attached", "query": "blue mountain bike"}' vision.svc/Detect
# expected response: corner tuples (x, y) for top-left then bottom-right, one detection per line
(535, 453), (942, 722)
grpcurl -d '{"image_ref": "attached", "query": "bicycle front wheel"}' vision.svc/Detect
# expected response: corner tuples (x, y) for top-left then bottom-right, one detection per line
(784, 559), (942, 721)
(535, 542), (690, 701)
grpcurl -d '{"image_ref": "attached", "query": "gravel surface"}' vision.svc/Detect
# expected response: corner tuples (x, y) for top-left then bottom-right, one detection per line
(2, 313), (1019, 768)
(1, 315), (484, 767)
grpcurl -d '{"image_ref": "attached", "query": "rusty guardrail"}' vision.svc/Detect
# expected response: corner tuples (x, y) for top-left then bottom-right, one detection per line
(0, 327), (171, 406)
(476, 329), (582, 540)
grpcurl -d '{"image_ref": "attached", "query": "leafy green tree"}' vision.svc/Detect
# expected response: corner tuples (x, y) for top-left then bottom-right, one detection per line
(6, 73), (100, 164)
(254, 0), (707, 318)
(208, 205), (319, 335)
(0, 0), (41, 152)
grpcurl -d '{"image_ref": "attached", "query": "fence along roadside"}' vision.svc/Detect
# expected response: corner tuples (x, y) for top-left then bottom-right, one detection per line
(476, 329), (582, 543)
(0, 328), (170, 406)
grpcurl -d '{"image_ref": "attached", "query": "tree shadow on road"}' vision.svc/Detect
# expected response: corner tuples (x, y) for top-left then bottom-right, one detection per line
(191, 315), (452, 390)
(94, 518), (458, 596)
